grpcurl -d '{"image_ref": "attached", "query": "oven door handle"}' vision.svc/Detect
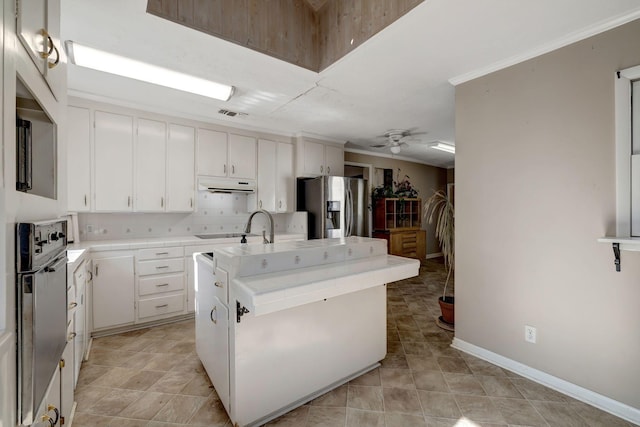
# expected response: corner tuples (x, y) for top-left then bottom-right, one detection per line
(44, 254), (67, 272)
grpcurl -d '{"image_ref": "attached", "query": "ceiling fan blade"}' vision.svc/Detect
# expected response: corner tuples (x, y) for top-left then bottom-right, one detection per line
(371, 144), (389, 148)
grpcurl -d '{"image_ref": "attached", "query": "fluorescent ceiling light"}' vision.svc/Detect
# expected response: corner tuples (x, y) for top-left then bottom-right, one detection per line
(429, 142), (456, 154)
(65, 41), (235, 101)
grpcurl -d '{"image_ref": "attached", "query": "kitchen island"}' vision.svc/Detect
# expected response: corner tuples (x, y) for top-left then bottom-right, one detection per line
(195, 237), (419, 427)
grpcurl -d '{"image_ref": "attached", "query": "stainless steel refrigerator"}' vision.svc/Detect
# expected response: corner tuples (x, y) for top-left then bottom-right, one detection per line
(300, 176), (369, 239)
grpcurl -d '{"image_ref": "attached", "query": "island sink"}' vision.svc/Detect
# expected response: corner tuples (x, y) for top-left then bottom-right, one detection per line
(195, 237), (419, 426)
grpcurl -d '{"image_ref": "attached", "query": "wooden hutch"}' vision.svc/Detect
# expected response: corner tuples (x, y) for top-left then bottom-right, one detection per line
(372, 198), (426, 260)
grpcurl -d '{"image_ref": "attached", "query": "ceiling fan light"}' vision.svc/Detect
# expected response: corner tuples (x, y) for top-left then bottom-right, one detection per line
(390, 145), (401, 154)
(429, 142), (455, 154)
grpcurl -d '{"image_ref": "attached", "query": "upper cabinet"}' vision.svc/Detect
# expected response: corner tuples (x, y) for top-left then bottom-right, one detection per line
(68, 103), (196, 213)
(67, 106), (91, 212)
(135, 119), (167, 212)
(17, 0), (65, 100)
(166, 124), (195, 212)
(94, 111), (134, 212)
(255, 139), (294, 213)
(295, 137), (344, 177)
(197, 130), (257, 180)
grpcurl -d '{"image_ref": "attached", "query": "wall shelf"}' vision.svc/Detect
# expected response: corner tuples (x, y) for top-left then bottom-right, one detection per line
(597, 236), (640, 271)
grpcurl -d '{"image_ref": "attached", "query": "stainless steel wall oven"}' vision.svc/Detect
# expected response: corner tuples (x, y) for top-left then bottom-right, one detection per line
(16, 219), (67, 426)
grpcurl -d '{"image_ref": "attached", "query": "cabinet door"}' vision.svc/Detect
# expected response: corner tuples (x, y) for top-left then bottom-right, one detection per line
(257, 139), (276, 211)
(60, 342), (73, 427)
(276, 142), (294, 212)
(303, 140), (325, 176)
(167, 124), (195, 212)
(197, 129), (227, 176)
(228, 134), (256, 179)
(31, 365), (60, 427)
(67, 106), (91, 211)
(17, 0), (47, 75)
(44, 0), (64, 101)
(136, 118), (166, 211)
(92, 256), (135, 329)
(324, 144), (344, 176)
(94, 111), (133, 211)
(73, 267), (86, 386)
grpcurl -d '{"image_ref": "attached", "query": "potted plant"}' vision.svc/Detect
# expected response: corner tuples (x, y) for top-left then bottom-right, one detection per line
(424, 189), (455, 326)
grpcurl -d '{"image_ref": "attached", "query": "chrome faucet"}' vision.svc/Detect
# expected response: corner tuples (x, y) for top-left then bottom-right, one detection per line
(244, 209), (274, 244)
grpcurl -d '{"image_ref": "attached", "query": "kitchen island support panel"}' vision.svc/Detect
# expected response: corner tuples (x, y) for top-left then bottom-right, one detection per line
(233, 285), (386, 426)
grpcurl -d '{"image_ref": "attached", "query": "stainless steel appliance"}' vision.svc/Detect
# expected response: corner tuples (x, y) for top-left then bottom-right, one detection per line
(16, 219), (67, 426)
(300, 176), (369, 239)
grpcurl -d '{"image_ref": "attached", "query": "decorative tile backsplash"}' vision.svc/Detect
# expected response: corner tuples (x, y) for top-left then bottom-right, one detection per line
(77, 192), (307, 241)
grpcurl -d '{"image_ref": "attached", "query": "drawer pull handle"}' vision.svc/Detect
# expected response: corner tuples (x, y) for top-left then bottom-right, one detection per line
(155, 252), (169, 255)
(68, 302), (78, 309)
(68, 332), (76, 340)
(214, 281), (223, 288)
(155, 304), (169, 308)
(210, 306), (217, 324)
(156, 283), (169, 287)
(156, 266), (170, 269)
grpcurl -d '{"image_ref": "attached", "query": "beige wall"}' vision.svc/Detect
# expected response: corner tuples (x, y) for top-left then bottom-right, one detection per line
(456, 19), (640, 409)
(345, 151), (448, 255)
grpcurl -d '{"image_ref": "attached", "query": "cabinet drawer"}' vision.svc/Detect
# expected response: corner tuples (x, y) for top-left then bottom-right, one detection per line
(137, 246), (184, 261)
(137, 258), (184, 276)
(139, 273), (184, 296)
(138, 294), (185, 319)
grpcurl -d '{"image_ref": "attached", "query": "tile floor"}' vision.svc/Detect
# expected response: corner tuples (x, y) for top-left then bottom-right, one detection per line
(72, 260), (637, 427)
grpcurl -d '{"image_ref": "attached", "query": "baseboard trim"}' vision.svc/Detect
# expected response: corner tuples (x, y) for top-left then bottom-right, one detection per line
(452, 338), (640, 425)
(425, 252), (443, 259)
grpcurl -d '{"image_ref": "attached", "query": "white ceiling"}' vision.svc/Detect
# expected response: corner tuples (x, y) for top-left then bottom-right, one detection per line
(61, 0), (640, 169)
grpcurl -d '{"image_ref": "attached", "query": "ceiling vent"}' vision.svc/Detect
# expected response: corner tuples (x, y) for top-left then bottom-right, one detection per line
(217, 109), (249, 118)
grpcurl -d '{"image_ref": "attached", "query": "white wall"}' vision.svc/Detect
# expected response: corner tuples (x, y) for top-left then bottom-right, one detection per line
(455, 18), (640, 412)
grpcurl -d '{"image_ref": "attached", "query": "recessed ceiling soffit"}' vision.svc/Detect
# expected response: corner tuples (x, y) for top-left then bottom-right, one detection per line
(146, 0), (424, 72)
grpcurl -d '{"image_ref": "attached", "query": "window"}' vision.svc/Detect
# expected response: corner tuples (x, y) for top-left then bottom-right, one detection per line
(614, 65), (640, 236)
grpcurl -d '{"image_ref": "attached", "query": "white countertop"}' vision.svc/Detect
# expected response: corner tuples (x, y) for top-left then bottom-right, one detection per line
(68, 232), (305, 252)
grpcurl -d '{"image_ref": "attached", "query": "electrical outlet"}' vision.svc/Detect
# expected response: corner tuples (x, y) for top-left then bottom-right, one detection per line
(525, 325), (537, 343)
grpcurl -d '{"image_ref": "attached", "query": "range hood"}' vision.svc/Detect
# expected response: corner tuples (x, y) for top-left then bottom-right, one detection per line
(198, 177), (256, 193)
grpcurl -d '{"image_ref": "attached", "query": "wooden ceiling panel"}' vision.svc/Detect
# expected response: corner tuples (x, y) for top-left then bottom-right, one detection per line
(147, 0), (423, 72)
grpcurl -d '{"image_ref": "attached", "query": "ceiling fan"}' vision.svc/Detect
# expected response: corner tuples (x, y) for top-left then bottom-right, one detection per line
(370, 129), (427, 154)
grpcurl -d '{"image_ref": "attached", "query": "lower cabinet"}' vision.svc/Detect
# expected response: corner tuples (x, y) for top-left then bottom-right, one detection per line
(373, 229), (426, 260)
(135, 247), (186, 323)
(32, 342), (73, 427)
(195, 257), (230, 413)
(92, 253), (135, 330)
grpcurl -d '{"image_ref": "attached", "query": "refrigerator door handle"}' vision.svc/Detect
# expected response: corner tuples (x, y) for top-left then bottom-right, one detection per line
(345, 187), (353, 237)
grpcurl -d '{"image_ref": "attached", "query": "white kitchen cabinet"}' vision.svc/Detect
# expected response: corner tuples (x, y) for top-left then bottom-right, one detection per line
(67, 106), (91, 211)
(135, 118), (167, 211)
(325, 144), (344, 176)
(197, 129), (256, 179)
(195, 258), (230, 413)
(135, 247), (186, 323)
(228, 134), (257, 179)
(296, 137), (344, 177)
(72, 261), (87, 386)
(166, 124), (195, 211)
(31, 362), (60, 427)
(256, 139), (277, 211)
(276, 142), (294, 212)
(17, 0), (65, 100)
(256, 139), (293, 212)
(92, 254), (135, 330)
(94, 111), (134, 211)
(60, 341), (74, 426)
(197, 128), (227, 176)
